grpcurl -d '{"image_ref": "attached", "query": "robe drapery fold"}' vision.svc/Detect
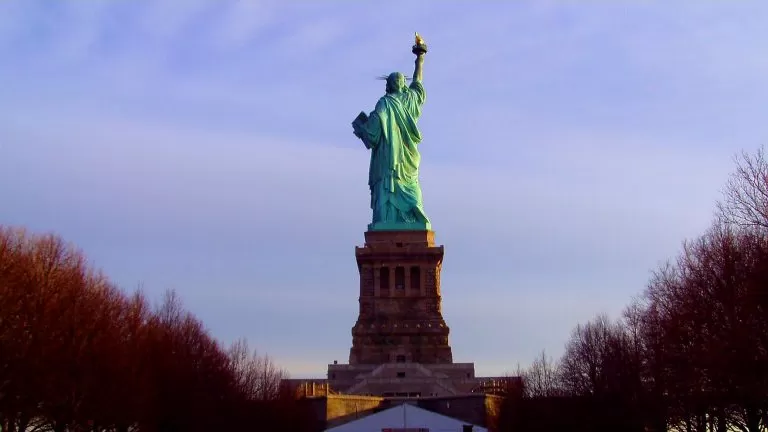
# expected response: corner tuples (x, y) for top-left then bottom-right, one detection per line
(352, 80), (430, 229)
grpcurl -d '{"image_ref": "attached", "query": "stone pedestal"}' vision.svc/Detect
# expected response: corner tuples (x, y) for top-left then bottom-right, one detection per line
(349, 230), (453, 365)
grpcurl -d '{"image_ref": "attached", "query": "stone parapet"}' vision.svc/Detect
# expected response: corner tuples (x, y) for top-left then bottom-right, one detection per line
(362, 230), (436, 247)
(326, 362), (479, 397)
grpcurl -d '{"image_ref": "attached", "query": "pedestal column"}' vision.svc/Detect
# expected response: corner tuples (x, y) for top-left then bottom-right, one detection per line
(349, 230), (453, 365)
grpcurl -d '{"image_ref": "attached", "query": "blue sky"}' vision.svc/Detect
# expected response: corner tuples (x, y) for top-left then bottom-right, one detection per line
(1, 1), (767, 377)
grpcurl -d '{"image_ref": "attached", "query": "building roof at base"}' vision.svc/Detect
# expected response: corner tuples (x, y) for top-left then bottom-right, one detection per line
(324, 402), (487, 432)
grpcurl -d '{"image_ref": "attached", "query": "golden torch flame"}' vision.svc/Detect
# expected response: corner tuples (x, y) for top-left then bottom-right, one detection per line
(415, 32), (425, 46)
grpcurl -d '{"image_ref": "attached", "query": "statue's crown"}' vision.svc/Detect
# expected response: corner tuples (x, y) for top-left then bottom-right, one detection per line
(376, 75), (412, 81)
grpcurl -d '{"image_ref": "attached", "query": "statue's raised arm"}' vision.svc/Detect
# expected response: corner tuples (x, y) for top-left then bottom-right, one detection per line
(351, 32), (432, 232)
(412, 32), (426, 82)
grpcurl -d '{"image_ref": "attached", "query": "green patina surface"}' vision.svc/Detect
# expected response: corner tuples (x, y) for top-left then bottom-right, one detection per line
(352, 36), (430, 232)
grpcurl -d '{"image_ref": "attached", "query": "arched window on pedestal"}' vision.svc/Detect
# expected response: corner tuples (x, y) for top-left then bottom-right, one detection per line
(410, 266), (420, 291)
(395, 266), (405, 290)
(380, 266), (390, 295)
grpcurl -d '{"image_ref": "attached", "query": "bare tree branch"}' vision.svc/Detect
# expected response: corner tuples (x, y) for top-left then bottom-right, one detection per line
(717, 146), (768, 232)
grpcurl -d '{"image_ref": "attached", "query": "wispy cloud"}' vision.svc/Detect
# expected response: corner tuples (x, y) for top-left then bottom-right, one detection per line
(207, 0), (276, 51)
(136, 0), (213, 43)
(275, 17), (345, 54)
(0, 1), (27, 47)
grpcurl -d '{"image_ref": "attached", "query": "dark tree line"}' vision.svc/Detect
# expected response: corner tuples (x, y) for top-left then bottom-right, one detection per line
(502, 148), (768, 432)
(0, 227), (314, 432)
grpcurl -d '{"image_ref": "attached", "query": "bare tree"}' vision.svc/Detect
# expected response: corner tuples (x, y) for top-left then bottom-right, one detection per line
(228, 338), (287, 401)
(502, 147), (768, 432)
(0, 225), (314, 431)
(559, 314), (619, 397)
(717, 146), (768, 231)
(522, 350), (563, 398)
(645, 224), (768, 432)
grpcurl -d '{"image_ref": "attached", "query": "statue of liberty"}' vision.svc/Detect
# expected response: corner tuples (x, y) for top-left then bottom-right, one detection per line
(352, 33), (431, 231)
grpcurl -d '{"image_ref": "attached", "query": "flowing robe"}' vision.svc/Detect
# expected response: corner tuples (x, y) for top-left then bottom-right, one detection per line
(353, 80), (430, 229)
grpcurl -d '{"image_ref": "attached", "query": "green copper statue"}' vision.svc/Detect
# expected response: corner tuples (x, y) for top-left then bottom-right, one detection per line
(352, 33), (431, 231)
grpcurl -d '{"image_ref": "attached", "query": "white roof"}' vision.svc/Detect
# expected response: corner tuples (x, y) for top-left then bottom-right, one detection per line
(325, 403), (487, 432)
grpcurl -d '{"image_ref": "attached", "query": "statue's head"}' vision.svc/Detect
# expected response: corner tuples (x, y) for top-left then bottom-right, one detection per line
(385, 72), (406, 94)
